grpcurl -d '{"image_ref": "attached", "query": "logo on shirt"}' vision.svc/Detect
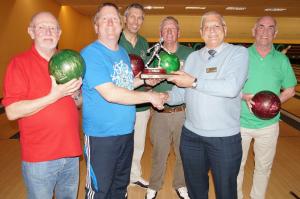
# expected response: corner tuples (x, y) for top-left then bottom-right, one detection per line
(111, 60), (134, 90)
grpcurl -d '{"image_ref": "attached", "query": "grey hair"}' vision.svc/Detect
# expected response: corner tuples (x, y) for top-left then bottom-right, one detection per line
(160, 16), (180, 31)
(29, 11), (60, 29)
(200, 11), (226, 29)
(254, 16), (277, 31)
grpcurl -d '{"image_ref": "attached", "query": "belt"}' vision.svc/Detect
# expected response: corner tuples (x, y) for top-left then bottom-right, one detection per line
(158, 105), (185, 113)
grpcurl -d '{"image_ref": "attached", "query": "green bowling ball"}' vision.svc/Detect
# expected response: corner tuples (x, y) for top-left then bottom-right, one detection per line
(49, 49), (85, 84)
(153, 52), (180, 74)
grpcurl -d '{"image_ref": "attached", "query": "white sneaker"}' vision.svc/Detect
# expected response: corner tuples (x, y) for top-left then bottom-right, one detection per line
(176, 187), (190, 199)
(145, 188), (157, 199)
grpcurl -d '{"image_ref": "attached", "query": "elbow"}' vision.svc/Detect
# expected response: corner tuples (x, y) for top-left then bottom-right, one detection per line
(103, 94), (116, 103)
(5, 110), (18, 121)
(5, 106), (19, 121)
(226, 88), (241, 98)
(290, 90), (296, 98)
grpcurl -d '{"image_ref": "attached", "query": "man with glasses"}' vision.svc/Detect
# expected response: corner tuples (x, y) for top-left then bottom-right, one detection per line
(166, 11), (248, 199)
(237, 16), (296, 199)
(2, 12), (82, 199)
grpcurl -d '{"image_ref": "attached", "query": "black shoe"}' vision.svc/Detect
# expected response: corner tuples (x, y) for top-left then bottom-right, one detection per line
(132, 180), (149, 188)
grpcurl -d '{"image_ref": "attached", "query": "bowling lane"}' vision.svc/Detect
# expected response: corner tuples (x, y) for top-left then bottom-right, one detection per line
(0, 113), (18, 139)
(281, 97), (300, 118)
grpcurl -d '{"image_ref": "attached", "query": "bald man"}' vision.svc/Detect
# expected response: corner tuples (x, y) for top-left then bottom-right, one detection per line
(237, 16), (296, 199)
(2, 12), (82, 199)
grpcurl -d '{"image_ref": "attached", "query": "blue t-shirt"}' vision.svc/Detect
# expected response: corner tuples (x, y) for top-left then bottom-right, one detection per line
(81, 41), (136, 137)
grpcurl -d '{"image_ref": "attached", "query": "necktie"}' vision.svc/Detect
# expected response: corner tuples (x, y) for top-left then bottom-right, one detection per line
(208, 49), (216, 60)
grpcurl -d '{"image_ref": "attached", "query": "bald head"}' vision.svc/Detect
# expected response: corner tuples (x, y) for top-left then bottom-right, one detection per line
(254, 16), (277, 29)
(29, 12), (60, 29)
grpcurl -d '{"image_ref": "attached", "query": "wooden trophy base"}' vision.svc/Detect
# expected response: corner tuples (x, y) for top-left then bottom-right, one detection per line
(141, 68), (170, 79)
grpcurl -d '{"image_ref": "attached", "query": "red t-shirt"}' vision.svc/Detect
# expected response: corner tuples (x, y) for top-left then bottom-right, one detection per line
(2, 45), (82, 162)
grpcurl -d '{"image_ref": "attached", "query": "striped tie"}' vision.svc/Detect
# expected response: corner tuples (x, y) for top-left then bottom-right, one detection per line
(208, 49), (216, 60)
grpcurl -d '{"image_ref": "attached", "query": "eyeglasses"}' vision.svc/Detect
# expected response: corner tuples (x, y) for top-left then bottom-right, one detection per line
(32, 24), (60, 34)
(256, 25), (276, 33)
(202, 24), (224, 32)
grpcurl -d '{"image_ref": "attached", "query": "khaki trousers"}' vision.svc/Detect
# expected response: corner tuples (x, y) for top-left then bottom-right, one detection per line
(130, 109), (151, 182)
(237, 122), (279, 199)
(148, 110), (186, 191)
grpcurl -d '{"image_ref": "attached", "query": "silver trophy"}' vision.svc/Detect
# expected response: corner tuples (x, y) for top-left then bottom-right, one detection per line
(141, 38), (172, 79)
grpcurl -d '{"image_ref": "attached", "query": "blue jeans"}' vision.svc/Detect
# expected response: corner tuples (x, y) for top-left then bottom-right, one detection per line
(22, 157), (79, 199)
(180, 126), (242, 199)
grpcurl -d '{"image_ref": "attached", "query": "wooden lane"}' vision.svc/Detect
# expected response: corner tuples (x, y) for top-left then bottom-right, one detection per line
(0, 121), (299, 199)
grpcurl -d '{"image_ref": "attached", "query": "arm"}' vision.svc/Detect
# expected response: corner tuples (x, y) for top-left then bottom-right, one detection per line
(95, 82), (167, 109)
(279, 87), (295, 103)
(5, 77), (82, 120)
(168, 47), (248, 98)
(242, 93), (255, 112)
(166, 86), (185, 106)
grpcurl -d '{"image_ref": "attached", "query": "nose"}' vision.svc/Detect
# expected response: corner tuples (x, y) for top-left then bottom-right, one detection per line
(107, 18), (113, 25)
(44, 27), (52, 35)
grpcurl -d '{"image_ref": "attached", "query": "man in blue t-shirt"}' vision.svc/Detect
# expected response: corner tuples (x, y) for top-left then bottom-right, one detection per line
(81, 3), (167, 199)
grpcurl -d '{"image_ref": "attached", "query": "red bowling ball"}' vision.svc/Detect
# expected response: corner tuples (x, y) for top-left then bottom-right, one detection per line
(251, 90), (281, 120)
(129, 54), (145, 77)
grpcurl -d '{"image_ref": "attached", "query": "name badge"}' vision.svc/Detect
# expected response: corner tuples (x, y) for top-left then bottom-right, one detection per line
(206, 67), (217, 73)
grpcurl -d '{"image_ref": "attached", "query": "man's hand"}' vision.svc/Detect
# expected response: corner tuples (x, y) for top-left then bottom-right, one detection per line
(148, 91), (169, 110)
(49, 76), (82, 101)
(242, 93), (255, 113)
(145, 78), (164, 87)
(167, 71), (195, 88)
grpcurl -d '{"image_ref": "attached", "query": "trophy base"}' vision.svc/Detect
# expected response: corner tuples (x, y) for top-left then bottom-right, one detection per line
(141, 68), (169, 79)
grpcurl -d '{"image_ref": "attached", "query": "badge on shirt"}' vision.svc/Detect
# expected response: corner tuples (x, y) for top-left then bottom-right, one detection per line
(206, 67), (217, 73)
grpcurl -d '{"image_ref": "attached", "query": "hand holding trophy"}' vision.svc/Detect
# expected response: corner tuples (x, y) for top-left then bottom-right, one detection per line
(141, 38), (180, 79)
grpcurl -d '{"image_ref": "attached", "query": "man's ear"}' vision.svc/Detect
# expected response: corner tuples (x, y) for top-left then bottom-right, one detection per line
(28, 27), (35, 39)
(94, 23), (98, 34)
(251, 27), (256, 37)
(223, 25), (227, 36)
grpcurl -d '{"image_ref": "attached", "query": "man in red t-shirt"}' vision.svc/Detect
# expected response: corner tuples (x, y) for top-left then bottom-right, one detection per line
(2, 11), (82, 199)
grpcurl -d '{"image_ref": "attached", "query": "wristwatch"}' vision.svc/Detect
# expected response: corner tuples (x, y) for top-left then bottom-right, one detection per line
(191, 78), (197, 88)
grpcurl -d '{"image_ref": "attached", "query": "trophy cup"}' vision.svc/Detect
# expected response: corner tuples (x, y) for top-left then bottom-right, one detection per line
(141, 38), (180, 79)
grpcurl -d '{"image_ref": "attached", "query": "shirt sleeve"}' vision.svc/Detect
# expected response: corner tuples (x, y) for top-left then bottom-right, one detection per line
(2, 58), (29, 106)
(167, 86), (185, 106)
(195, 46), (249, 98)
(81, 48), (112, 89)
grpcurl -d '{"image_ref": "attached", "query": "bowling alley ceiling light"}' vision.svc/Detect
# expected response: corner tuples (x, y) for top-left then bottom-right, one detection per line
(185, 6), (207, 10)
(225, 7), (247, 11)
(144, 6), (165, 10)
(265, 8), (287, 12)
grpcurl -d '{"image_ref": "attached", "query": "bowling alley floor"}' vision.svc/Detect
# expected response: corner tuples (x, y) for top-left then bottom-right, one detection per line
(1, 96), (300, 199)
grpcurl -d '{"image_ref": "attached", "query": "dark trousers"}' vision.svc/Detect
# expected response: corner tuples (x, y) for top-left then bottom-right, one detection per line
(180, 126), (242, 199)
(84, 133), (133, 199)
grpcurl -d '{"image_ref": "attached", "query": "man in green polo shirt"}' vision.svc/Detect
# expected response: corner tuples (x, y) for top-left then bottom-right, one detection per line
(237, 16), (297, 199)
(145, 16), (193, 199)
(119, 3), (150, 188)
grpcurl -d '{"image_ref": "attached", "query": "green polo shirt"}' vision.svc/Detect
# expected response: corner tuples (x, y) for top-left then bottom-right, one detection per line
(119, 32), (150, 112)
(153, 44), (194, 107)
(240, 44), (297, 129)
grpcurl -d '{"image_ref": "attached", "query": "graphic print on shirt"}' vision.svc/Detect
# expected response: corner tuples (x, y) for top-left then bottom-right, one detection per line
(111, 60), (134, 90)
